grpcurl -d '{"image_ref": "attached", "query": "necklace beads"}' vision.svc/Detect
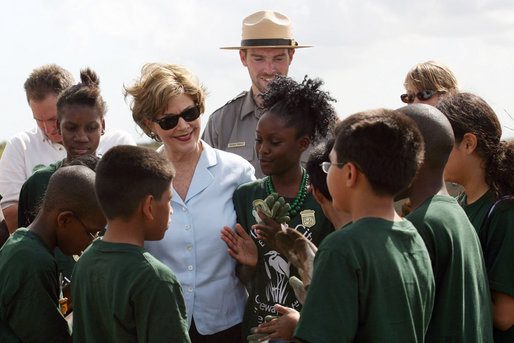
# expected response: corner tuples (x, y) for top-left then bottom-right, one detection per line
(267, 168), (308, 217)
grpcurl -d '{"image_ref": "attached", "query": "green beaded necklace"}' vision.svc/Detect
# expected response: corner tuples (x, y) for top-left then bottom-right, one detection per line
(267, 168), (308, 217)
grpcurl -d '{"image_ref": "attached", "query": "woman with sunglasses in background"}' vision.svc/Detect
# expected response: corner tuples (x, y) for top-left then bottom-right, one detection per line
(401, 60), (458, 106)
(124, 63), (254, 343)
(436, 93), (514, 343)
(398, 60), (462, 210)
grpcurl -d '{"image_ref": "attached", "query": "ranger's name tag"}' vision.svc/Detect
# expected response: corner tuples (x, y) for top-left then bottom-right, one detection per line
(227, 142), (246, 148)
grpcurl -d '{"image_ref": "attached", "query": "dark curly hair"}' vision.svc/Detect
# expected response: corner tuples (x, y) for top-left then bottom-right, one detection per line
(261, 75), (337, 144)
(436, 93), (514, 199)
(56, 68), (107, 121)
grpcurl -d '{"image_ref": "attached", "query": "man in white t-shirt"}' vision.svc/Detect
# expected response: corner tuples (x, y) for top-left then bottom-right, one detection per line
(0, 64), (135, 232)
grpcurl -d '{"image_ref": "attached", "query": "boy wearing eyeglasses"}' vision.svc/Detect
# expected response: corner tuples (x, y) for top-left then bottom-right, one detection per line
(71, 145), (191, 343)
(0, 165), (106, 343)
(294, 109), (435, 343)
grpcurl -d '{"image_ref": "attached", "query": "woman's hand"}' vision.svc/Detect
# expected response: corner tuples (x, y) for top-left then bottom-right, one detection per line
(253, 210), (285, 252)
(254, 304), (300, 341)
(221, 224), (258, 267)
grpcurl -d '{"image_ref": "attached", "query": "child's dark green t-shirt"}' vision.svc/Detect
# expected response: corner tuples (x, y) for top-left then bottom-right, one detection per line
(17, 159), (75, 282)
(407, 195), (493, 342)
(0, 228), (71, 342)
(72, 239), (190, 343)
(295, 218), (435, 343)
(18, 159), (64, 228)
(459, 192), (514, 342)
(233, 178), (333, 338)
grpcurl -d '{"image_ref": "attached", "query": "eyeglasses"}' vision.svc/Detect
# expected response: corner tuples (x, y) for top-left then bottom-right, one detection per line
(400, 90), (439, 104)
(320, 161), (348, 174)
(73, 214), (100, 240)
(152, 105), (201, 130)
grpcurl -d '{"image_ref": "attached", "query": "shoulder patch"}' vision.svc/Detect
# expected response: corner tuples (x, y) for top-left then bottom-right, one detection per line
(227, 91), (247, 105)
(212, 91), (248, 114)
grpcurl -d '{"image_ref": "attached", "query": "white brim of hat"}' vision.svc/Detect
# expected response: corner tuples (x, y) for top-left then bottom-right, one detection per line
(220, 45), (312, 50)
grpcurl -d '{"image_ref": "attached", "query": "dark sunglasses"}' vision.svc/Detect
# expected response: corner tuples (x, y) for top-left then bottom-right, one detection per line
(152, 105), (201, 130)
(400, 90), (439, 104)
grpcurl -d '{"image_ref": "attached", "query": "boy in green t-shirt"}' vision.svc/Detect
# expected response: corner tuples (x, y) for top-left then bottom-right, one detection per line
(295, 109), (435, 343)
(398, 104), (493, 342)
(71, 145), (190, 343)
(0, 165), (106, 343)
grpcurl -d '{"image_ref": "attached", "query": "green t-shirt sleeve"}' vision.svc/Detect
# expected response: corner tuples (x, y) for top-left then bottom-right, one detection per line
(233, 184), (254, 232)
(3, 259), (71, 342)
(233, 187), (245, 227)
(484, 202), (514, 297)
(133, 277), (190, 343)
(294, 246), (358, 343)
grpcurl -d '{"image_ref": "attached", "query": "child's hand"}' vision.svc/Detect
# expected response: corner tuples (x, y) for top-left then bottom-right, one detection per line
(247, 315), (278, 342)
(253, 211), (286, 252)
(254, 305), (300, 341)
(220, 224), (258, 267)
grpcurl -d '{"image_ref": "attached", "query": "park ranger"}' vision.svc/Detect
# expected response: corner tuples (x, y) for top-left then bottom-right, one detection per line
(202, 10), (311, 177)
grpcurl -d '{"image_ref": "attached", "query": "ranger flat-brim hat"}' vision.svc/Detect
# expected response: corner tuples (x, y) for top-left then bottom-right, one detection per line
(220, 10), (311, 50)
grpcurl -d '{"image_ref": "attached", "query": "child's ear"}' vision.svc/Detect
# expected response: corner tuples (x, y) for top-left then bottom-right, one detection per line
(101, 119), (106, 135)
(311, 185), (326, 205)
(346, 162), (359, 188)
(297, 135), (310, 153)
(462, 133), (478, 154)
(56, 211), (74, 232)
(141, 194), (155, 221)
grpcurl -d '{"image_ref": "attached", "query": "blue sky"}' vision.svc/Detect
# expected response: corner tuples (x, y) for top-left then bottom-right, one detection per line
(1, 0), (513, 143)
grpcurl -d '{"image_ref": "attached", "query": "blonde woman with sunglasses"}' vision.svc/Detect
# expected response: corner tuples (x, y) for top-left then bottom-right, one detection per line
(124, 63), (255, 343)
(401, 60), (458, 106)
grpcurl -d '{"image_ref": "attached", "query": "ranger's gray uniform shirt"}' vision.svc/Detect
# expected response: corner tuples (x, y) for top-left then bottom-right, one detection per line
(203, 89), (319, 178)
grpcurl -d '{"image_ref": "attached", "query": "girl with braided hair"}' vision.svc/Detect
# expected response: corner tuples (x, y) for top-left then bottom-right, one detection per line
(221, 75), (337, 342)
(436, 92), (514, 342)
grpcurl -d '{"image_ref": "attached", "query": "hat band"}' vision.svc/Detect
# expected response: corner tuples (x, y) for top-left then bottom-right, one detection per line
(241, 38), (298, 47)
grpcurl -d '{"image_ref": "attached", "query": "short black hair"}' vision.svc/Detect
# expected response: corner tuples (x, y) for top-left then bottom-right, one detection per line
(306, 140), (334, 200)
(333, 109), (424, 196)
(63, 154), (100, 171)
(261, 75), (337, 144)
(41, 165), (100, 220)
(397, 104), (454, 170)
(95, 145), (175, 219)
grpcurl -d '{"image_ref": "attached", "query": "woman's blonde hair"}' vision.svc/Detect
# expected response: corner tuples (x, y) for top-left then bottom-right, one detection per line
(124, 63), (207, 141)
(404, 61), (458, 95)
